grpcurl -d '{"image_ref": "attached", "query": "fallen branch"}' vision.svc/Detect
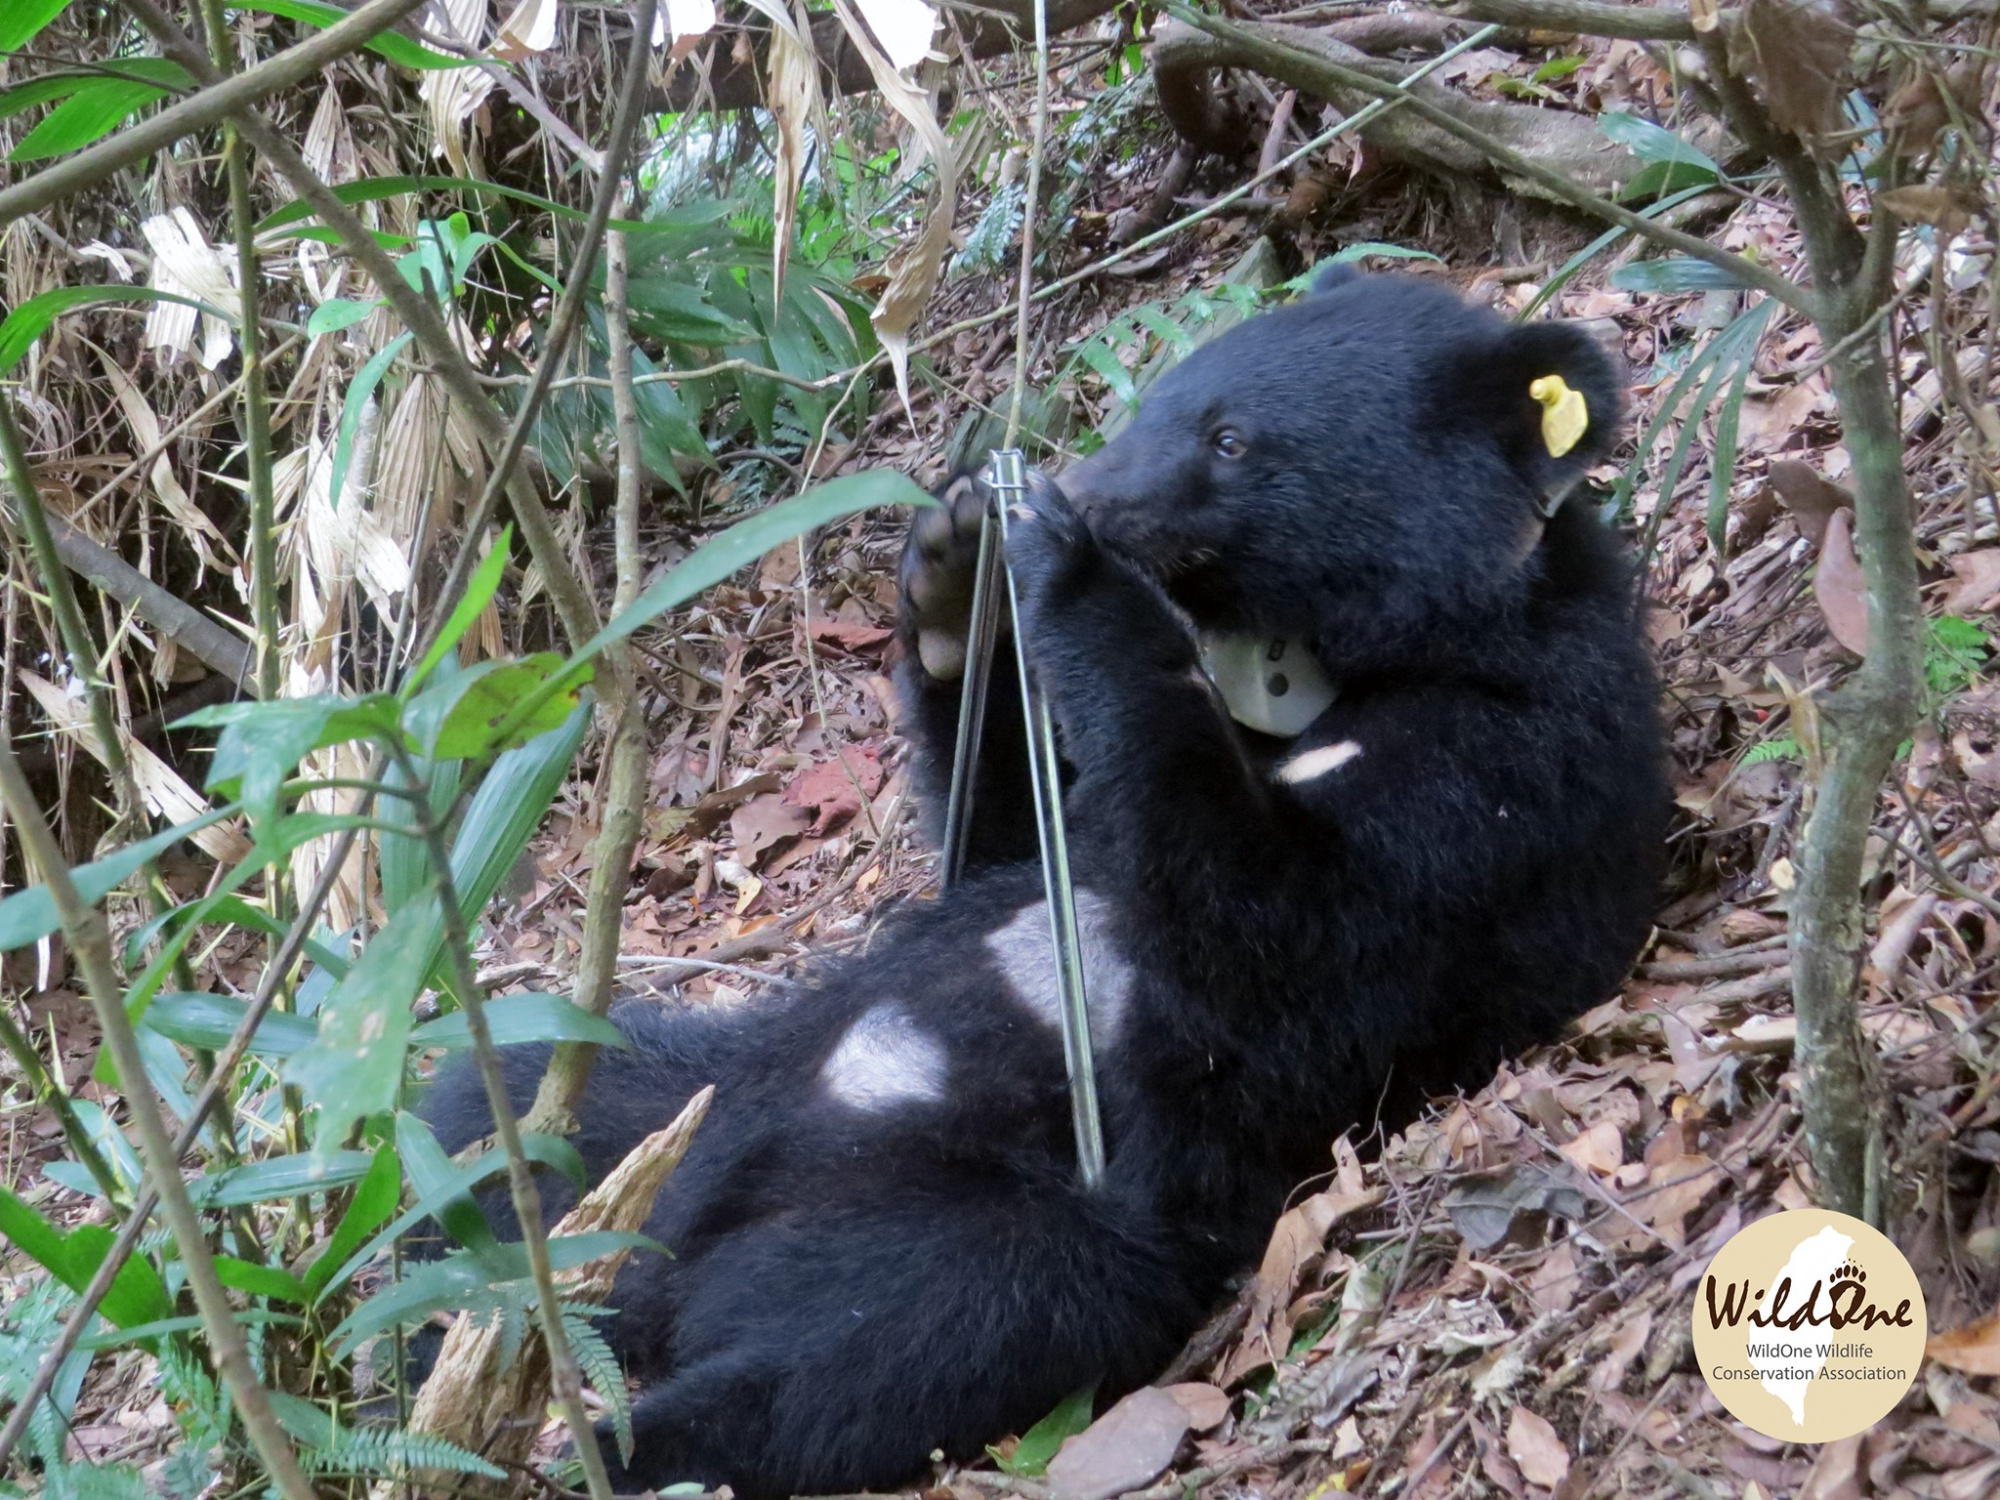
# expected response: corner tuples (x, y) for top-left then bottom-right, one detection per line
(1153, 15), (1649, 200)
(1440, 0), (1696, 42)
(47, 514), (256, 690)
(1156, 4), (1809, 314)
(395, 1088), (713, 1498)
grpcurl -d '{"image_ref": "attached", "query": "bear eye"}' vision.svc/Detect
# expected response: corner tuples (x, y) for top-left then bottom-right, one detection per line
(1211, 428), (1248, 459)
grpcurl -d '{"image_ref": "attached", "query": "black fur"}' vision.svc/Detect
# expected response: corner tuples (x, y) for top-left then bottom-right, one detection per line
(421, 274), (1667, 1496)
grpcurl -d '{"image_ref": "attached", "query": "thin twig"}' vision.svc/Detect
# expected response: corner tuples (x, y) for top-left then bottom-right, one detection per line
(1003, 0), (1053, 448)
(0, 821), (366, 1474)
(0, 394), (144, 834)
(117, 0), (614, 661)
(527, 215), (652, 1131)
(0, 0), (430, 225)
(386, 747), (616, 1500)
(0, 744), (316, 1500)
(197, 0), (281, 703)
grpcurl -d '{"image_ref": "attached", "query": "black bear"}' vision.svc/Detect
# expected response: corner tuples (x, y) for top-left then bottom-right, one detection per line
(421, 270), (1667, 1496)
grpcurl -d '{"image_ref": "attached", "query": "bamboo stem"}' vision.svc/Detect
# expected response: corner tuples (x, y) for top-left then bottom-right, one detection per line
(0, 745), (317, 1500)
(386, 748), (616, 1500)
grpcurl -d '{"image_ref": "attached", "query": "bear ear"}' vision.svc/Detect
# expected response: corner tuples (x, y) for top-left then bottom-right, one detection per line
(1463, 319), (1626, 511)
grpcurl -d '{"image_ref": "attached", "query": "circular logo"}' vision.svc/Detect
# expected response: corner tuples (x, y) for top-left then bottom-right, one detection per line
(1692, 1209), (1927, 1442)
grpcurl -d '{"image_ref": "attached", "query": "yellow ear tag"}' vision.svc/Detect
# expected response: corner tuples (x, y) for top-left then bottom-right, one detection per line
(1528, 375), (1589, 458)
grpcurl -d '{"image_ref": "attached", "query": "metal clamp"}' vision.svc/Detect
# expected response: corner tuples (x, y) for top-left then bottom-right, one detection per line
(938, 451), (1106, 1189)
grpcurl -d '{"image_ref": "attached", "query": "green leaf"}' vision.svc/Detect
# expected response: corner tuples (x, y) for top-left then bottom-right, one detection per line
(285, 892), (438, 1151)
(0, 1192), (174, 1329)
(1330, 241), (1443, 266)
(1599, 112), (1722, 174)
(229, 1), (475, 71)
(1611, 257), (1760, 293)
(1074, 337), (1137, 409)
(1129, 303), (1194, 357)
(10, 76), (172, 161)
(412, 994), (628, 1051)
(0, 73), (98, 122)
(306, 297), (376, 336)
(0, 804), (240, 951)
(484, 473), (930, 752)
(76, 1309), (302, 1350)
(0, 1185), (74, 1278)
(406, 653), (589, 760)
(177, 693), (401, 824)
(195, 1149), (376, 1209)
(63, 1226), (174, 1329)
(0, 58), (188, 120)
(0, 0), (75, 50)
(143, 991), (319, 1058)
(445, 708), (590, 926)
(584, 472), (931, 664)
(1618, 158), (1722, 202)
(302, 1144), (401, 1298)
(403, 525), (511, 697)
(329, 1232), (659, 1355)
(1531, 54), (1586, 83)
(330, 331), (412, 508)
(0, 286), (235, 375)
(393, 1110), (496, 1255)
(212, 1255), (310, 1305)
(989, 1384), (1096, 1475)
(1519, 183), (1712, 320)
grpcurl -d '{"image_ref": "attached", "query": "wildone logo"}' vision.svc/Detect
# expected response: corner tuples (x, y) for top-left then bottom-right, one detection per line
(1691, 1210), (1927, 1443)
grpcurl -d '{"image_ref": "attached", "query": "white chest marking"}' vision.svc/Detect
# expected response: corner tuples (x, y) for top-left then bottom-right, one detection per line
(1277, 739), (1363, 785)
(821, 1004), (948, 1111)
(985, 889), (1133, 1048)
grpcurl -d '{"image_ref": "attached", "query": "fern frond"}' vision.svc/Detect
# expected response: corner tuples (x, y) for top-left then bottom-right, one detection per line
(316, 1425), (507, 1480)
(563, 1305), (633, 1463)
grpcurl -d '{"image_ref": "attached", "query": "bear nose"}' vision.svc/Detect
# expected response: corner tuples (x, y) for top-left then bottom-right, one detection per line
(1055, 452), (1111, 517)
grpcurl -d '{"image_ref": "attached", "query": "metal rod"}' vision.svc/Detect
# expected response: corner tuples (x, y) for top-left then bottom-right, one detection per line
(988, 451), (1106, 1189)
(939, 508), (1007, 887)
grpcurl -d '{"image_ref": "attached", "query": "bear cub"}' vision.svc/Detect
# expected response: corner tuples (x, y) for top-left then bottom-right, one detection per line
(423, 270), (1668, 1497)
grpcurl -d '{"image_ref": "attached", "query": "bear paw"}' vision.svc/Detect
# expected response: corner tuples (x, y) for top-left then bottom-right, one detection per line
(898, 473), (997, 681)
(1002, 469), (1095, 631)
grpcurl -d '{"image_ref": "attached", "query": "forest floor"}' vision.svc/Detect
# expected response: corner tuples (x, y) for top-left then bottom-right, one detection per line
(8, 14), (2000, 1500)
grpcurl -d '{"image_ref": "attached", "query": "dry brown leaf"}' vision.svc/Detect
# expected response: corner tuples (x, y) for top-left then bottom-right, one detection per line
(98, 355), (230, 574)
(1928, 1306), (2000, 1376)
(1798, 1432), (1863, 1500)
(1815, 506), (1869, 654)
(730, 794), (812, 864)
(1220, 1185), (1379, 1384)
(20, 672), (251, 863)
(1767, 459), (1850, 550)
(766, 4), (819, 307)
(420, 0), (495, 175)
(782, 745), (885, 835)
(1733, 0), (1854, 141)
(1047, 1386), (1189, 1500)
(1941, 549), (2000, 616)
(141, 208), (236, 370)
(1559, 1119), (1624, 1176)
(1506, 1406), (1570, 1489)
(832, 0), (953, 423)
(1877, 184), (1978, 236)
(1161, 1383), (1229, 1432)
(492, 0), (559, 60)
